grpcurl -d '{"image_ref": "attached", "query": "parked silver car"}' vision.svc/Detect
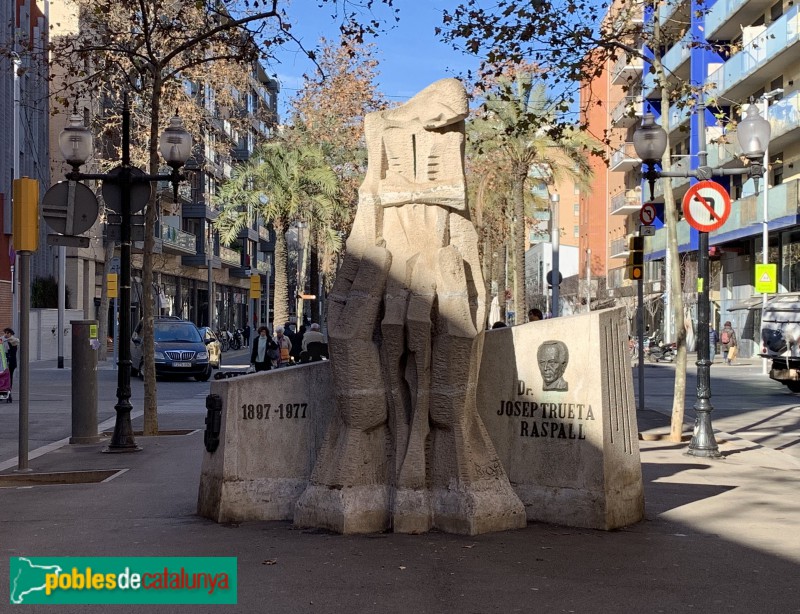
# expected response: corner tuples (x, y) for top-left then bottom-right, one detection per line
(130, 317), (211, 381)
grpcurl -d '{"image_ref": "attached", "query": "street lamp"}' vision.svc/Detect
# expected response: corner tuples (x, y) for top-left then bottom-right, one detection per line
(550, 193), (561, 317)
(756, 88), (783, 376)
(633, 97), (769, 458)
(59, 95), (192, 452)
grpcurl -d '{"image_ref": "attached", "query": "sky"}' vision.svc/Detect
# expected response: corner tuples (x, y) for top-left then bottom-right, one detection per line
(270, 1), (480, 115)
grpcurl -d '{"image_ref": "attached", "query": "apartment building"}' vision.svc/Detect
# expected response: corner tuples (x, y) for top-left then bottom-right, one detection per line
(579, 3), (648, 303)
(586, 0), (799, 354)
(0, 0), (52, 328)
(47, 0), (280, 334)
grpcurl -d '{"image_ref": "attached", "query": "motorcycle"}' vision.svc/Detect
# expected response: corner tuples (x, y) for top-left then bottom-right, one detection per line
(648, 339), (676, 363)
(230, 328), (243, 351)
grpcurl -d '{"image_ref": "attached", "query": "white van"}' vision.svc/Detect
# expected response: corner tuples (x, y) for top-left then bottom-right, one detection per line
(761, 293), (800, 392)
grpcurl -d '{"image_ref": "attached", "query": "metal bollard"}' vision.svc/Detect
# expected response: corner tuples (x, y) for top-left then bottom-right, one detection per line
(70, 320), (100, 444)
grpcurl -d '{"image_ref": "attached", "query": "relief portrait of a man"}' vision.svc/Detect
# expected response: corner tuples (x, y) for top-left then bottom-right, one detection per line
(537, 340), (569, 392)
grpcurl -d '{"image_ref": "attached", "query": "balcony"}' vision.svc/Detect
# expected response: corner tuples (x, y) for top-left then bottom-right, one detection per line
(664, 101), (691, 134)
(706, 130), (740, 169)
(610, 142), (641, 172)
(705, 0), (772, 40)
(662, 31), (692, 77)
(610, 53), (644, 86)
(642, 70), (660, 100)
(646, 219), (693, 256)
(653, 156), (691, 200)
(711, 179), (800, 241)
(770, 91), (800, 150)
(609, 237), (631, 259)
(610, 95), (644, 127)
(706, 6), (799, 101)
(161, 225), (197, 255)
(219, 246), (242, 267)
(610, 188), (643, 215)
(658, 0), (689, 26)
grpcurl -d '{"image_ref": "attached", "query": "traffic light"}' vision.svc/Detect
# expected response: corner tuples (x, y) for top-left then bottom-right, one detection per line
(107, 273), (118, 299)
(249, 274), (261, 299)
(626, 235), (644, 281)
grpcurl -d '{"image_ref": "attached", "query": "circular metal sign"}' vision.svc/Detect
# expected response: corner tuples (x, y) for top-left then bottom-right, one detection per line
(101, 166), (152, 214)
(682, 181), (731, 232)
(42, 181), (99, 235)
(639, 202), (656, 225)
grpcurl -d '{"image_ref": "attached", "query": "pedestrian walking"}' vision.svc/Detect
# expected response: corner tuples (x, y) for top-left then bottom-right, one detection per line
(243, 323), (251, 348)
(2, 328), (19, 390)
(250, 326), (277, 372)
(275, 326), (292, 367)
(720, 320), (738, 365)
(708, 323), (719, 364)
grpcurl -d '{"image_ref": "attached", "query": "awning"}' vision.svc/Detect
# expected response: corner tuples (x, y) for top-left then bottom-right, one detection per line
(727, 297), (764, 311)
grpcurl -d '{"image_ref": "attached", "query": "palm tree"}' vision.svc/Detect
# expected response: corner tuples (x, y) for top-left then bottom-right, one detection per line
(469, 71), (595, 321)
(215, 141), (342, 328)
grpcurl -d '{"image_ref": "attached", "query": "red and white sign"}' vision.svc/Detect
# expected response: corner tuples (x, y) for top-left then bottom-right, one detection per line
(682, 181), (731, 232)
(639, 202), (657, 225)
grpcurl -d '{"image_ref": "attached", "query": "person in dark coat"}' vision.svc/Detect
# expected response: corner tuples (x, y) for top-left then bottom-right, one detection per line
(243, 323), (251, 348)
(3, 328), (18, 388)
(250, 326), (277, 372)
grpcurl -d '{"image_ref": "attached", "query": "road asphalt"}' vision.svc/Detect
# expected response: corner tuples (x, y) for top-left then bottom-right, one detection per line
(1, 353), (799, 612)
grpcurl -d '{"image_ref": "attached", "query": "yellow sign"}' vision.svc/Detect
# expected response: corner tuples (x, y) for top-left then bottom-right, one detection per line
(755, 263), (777, 293)
(697, 277), (704, 292)
(107, 273), (118, 298)
(249, 274), (261, 299)
(89, 324), (98, 339)
(13, 177), (39, 252)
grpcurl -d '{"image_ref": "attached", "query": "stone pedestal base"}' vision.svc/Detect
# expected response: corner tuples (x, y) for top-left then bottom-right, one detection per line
(294, 484), (391, 534)
(430, 482), (527, 535)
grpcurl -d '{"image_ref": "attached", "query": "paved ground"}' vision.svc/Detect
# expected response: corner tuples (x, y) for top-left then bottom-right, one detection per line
(1, 353), (799, 612)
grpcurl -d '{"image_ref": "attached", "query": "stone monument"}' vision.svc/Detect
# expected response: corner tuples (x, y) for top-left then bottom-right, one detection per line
(293, 78), (526, 535)
(197, 79), (643, 535)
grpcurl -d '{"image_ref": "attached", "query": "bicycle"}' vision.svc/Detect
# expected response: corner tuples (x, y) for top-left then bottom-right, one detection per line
(217, 328), (230, 352)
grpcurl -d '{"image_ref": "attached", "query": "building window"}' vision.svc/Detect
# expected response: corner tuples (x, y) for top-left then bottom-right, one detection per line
(573, 225), (580, 238)
(573, 203), (580, 216)
(771, 153), (783, 187)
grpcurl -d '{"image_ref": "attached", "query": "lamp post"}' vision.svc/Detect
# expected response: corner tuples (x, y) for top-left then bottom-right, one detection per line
(759, 88), (783, 376)
(633, 97), (769, 458)
(59, 96), (192, 452)
(550, 192), (560, 317)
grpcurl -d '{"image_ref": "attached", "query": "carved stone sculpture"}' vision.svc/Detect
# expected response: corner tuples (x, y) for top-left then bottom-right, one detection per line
(294, 79), (526, 535)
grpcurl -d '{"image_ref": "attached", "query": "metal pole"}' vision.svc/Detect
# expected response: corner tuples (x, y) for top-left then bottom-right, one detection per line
(551, 193), (560, 317)
(17, 251), (31, 471)
(585, 247), (592, 313)
(207, 256), (214, 329)
(58, 246), (66, 368)
(761, 95), (771, 376)
(265, 256), (272, 331)
(637, 274), (645, 412)
(688, 98), (721, 458)
(11, 53), (21, 337)
(112, 297), (118, 370)
(106, 95), (140, 452)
